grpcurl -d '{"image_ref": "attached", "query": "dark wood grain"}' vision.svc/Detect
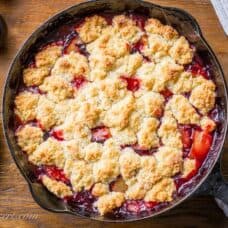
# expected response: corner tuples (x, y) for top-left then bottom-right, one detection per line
(0, 0), (228, 227)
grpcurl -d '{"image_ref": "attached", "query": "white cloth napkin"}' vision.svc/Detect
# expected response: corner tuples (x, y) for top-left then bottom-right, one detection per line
(211, 0), (228, 35)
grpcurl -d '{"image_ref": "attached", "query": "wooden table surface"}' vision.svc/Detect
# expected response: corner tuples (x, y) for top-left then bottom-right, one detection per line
(0, 0), (228, 227)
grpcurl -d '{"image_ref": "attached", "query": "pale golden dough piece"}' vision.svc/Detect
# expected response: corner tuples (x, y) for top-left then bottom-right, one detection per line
(98, 77), (127, 101)
(136, 169), (161, 192)
(39, 76), (73, 102)
(55, 115), (91, 141)
(87, 26), (129, 58)
(74, 83), (100, 106)
(140, 155), (157, 172)
(155, 58), (184, 83)
(136, 156), (161, 190)
(144, 178), (176, 202)
(35, 45), (62, 68)
(103, 94), (135, 129)
(167, 72), (193, 94)
(110, 127), (137, 146)
(41, 175), (72, 198)
(70, 160), (94, 191)
(182, 158), (196, 178)
(87, 30), (129, 80)
(137, 117), (160, 149)
(128, 111), (141, 134)
(169, 36), (194, 65)
(136, 57), (189, 94)
(155, 146), (183, 177)
(63, 158), (75, 178)
(96, 192), (125, 215)
(167, 95), (200, 125)
(141, 34), (170, 62)
(112, 15), (143, 43)
(16, 125), (43, 154)
(119, 148), (141, 180)
(73, 101), (101, 128)
(62, 139), (85, 160)
(189, 85), (216, 115)
(136, 62), (156, 90)
(88, 51), (116, 80)
(125, 182), (147, 200)
(136, 57), (183, 92)
(84, 142), (103, 162)
(102, 138), (121, 160)
(54, 99), (72, 124)
(14, 91), (39, 122)
(29, 138), (65, 169)
(76, 15), (108, 43)
(96, 78), (127, 110)
(23, 66), (50, 86)
(158, 111), (183, 149)
(104, 33), (130, 58)
(92, 183), (109, 197)
(51, 52), (89, 81)
(148, 58), (184, 92)
(110, 53), (143, 77)
(60, 98), (99, 129)
(200, 116), (216, 132)
(93, 158), (120, 182)
(192, 75), (216, 89)
(145, 18), (162, 34)
(36, 96), (57, 130)
(145, 18), (179, 40)
(136, 91), (165, 117)
(189, 77), (216, 115)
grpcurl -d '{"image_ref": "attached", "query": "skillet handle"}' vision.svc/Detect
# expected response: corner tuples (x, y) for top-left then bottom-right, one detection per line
(194, 160), (228, 217)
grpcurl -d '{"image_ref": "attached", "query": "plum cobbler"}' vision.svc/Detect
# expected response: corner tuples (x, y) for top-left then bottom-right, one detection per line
(14, 14), (218, 217)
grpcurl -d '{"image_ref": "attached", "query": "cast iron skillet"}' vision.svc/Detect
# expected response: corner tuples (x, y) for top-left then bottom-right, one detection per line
(2, 0), (228, 222)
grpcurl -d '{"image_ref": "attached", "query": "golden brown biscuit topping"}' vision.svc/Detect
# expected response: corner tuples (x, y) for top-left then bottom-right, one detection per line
(14, 14), (217, 216)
